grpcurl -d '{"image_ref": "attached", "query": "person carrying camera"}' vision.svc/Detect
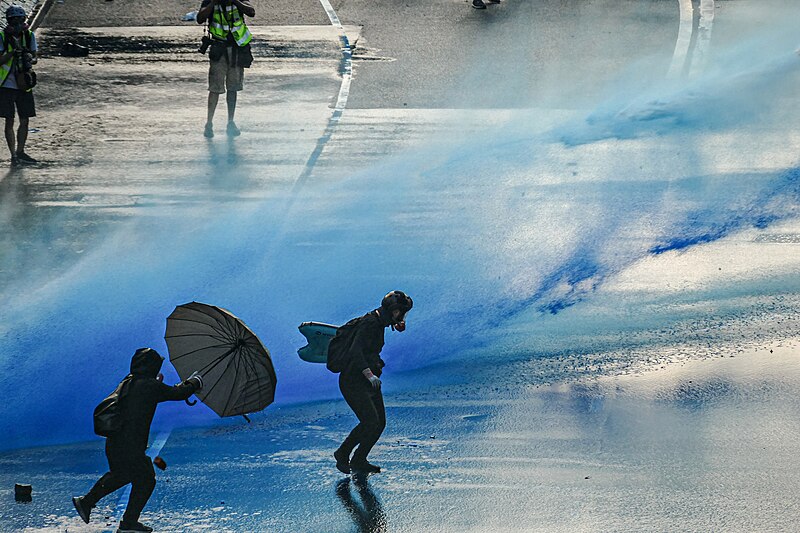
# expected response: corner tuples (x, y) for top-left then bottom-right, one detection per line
(0, 5), (37, 165)
(196, 0), (254, 138)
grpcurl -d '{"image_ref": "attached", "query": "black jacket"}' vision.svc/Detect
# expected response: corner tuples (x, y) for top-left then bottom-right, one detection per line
(110, 349), (198, 453)
(336, 310), (388, 378)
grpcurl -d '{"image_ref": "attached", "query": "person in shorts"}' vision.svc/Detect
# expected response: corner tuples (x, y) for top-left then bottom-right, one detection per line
(197, 0), (255, 138)
(0, 5), (37, 165)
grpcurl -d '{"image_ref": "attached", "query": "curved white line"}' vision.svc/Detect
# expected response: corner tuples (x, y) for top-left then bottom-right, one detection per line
(688, 0), (715, 78)
(292, 0), (353, 189)
(667, 0), (694, 79)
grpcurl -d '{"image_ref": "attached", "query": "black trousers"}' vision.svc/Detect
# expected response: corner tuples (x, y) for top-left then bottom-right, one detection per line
(338, 373), (386, 463)
(83, 440), (156, 524)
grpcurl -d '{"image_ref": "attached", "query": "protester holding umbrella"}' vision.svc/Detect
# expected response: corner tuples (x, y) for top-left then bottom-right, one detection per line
(329, 291), (413, 475)
(73, 348), (203, 533)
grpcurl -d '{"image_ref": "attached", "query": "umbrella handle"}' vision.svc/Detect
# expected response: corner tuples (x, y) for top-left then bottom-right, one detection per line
(185, 398), (197, 406)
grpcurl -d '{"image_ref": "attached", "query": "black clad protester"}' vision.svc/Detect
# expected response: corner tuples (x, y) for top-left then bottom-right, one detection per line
(72, 348), (203, 533)
(329, 291), (413, 474)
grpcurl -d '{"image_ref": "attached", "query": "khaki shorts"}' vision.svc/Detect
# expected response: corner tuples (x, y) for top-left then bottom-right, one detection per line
(208, 46), (244, 94)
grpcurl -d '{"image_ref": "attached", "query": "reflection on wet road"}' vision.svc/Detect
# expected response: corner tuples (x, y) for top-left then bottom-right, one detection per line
(336, 476), (387, 533)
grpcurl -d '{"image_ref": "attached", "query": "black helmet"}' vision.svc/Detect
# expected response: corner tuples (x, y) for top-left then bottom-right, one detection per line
(5, 5), (26, 19)
(380, 290), (413, 316)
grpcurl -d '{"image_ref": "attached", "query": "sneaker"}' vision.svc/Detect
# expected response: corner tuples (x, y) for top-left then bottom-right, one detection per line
(350, 460), (381, 473)
(16, 151), (37, 163)
(203, 123), (214, 138)
(226, 121), (241, 137)
(10, 155), (18, 166)
(72, 496), (91, 524)
(117, 522), (153, 533)
(334, 448), (351, 474)
(472, 0), (487, 8)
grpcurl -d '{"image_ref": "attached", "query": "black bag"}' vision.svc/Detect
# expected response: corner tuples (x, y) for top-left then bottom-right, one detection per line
(237, 43), (253, 68)
(93, 375), (133, 437)
(326, 320), (360, 373)
(16, 70), (35, 91)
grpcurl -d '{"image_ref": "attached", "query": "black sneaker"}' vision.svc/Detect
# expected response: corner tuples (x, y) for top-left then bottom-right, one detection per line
(10, 155), (18, 166)
(16, 151), (37, 163)
(117, 522), (153, 533)
(72, 496), (91, 524)
(350, 460), (381, 473)
(203, 123), (214, 138)
(334, 448), (351, 474)
(472, 0), (487, 8)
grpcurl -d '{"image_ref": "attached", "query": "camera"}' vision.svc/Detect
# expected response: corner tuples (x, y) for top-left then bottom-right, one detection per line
(198, 35), (212, 55)
(21, 52), (34, 72)
(13, 48), (34, 72)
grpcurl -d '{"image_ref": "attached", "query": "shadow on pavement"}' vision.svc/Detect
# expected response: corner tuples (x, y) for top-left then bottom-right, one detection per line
(335, 475), (387, 533)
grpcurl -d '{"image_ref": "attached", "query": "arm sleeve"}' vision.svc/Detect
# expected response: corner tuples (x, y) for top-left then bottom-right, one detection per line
(28, 33), (37, 52)
(154, 379), (199, 403)
(197, 0), (212, 24)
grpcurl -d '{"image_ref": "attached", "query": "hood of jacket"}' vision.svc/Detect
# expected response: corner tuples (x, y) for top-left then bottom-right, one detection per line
(130, 347), (164, 378)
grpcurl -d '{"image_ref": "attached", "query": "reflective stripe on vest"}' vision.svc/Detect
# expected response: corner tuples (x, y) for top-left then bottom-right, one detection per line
(0, 30), (33, 92)
(208, 4), (252, 47)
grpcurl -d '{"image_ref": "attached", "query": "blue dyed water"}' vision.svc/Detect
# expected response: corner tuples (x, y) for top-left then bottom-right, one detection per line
(1, 11), (799, 451)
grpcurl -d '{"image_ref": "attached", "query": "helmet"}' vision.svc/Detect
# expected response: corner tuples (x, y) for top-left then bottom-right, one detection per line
(380, 290), (413, 331)
(380, 290), (413, 316)
(5, 5), (26, 19)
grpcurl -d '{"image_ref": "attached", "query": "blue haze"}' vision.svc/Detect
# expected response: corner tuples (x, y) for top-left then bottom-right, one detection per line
(1, 14), (799, 450)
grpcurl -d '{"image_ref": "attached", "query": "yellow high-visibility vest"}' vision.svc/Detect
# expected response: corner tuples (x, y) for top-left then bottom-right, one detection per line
(0, 30), (34, 92)
(208, 4), (252, 47)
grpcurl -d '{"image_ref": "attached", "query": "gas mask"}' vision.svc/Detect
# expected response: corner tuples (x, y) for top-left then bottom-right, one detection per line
(390, 310), (408, 332)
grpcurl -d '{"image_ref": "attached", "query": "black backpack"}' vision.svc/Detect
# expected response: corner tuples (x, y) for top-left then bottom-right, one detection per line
(93, 375), (133, 437)
(326, 318), (361, 373)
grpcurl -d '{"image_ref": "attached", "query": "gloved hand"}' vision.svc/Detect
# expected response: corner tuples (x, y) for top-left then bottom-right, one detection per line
(367, 375), (381, 390)
(362, 368), (381, 390)
(187, 371), (204, 391)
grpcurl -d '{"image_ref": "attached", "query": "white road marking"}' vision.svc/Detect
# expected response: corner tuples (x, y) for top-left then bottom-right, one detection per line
(688, 0), (716, 78)
(292, 0), (353, 192)
(667, 0), (695, 79)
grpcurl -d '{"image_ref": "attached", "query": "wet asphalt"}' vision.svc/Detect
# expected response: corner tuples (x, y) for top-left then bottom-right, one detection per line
(3, 0), (784, 294)
(2, 0), (800, 531)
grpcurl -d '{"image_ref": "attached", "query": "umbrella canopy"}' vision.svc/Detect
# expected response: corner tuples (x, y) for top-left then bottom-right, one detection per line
(165, 301), (277, 417)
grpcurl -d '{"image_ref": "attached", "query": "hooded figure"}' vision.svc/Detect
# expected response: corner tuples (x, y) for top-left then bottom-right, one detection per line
(73, 348), (203, 533)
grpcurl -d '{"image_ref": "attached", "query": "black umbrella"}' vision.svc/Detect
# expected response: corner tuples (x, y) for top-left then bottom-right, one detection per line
(165, 301), (277, 418)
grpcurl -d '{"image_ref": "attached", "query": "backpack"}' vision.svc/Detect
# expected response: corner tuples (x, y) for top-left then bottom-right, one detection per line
(326, 318), (360, 373)
(93, 375), (133, 437)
